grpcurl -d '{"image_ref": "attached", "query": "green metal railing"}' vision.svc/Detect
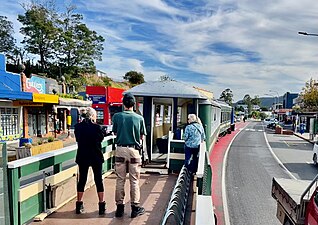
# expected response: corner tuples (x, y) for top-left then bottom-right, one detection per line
(196, 142), (215, 225)
(6, 136), (115, 225)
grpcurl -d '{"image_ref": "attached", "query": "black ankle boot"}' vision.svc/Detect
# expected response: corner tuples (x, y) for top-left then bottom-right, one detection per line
(99, 201), (106, 215)
(115, 204), (125, 217)
(75, 201), (84, 214)
(131, 205), (145, 218)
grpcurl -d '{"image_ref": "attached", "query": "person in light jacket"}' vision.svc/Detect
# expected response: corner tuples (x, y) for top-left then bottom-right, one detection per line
(184, 114), (205, 174)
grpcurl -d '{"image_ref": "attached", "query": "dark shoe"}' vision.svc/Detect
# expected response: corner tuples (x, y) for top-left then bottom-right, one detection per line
(99, 201), (106, 215)
(115, 204), (125, 217)
(75, 201), (84, 214)
(131, 205), (145, 218)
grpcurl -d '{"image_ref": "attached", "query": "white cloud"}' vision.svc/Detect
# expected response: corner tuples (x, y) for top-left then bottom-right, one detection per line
(2, 0), (318, 101)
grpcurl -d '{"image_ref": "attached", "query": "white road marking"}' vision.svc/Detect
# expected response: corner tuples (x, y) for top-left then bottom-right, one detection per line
(222, 123), (249, 225)
(258, 130), (263, 132)
(263, 132), (297, 180)
(283, 141), (290, 147)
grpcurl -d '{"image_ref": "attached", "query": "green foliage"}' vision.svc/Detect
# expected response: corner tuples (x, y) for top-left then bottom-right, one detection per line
(243, 94), (252, 115)
(220, 88), (233, 105)
(58, 93), (83, 100)
(18, 2), (58, 71)
(0, 16), (15, 54)
(123, 71), (145, 85)
(250, 111), (267, 120)
(251, 95), (261, 106)
(235, 106), (245, 112)
(102, 77), (112, 86)
(14, 1), (104, 78)
(55, 5), (104, 74)
(37, 140), (43, 145)
(300, 78), (318, 111)
(48, 136), (54, 142)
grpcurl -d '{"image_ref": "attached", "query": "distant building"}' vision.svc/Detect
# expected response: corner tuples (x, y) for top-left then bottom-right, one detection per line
(282, 92), (298, 109)
(96, 70), (107, 77)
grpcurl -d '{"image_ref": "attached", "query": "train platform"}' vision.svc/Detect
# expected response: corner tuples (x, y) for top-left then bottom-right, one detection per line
(31, 173), (179, 225)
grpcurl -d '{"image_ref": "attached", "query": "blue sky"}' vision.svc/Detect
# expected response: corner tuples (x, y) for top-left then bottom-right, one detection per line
(2, 0), (318, 101)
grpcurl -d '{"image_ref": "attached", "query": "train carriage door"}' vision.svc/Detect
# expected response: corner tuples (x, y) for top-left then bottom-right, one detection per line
(142, 96), (153, 162)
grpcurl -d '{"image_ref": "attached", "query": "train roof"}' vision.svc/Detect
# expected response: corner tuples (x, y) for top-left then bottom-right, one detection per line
(216, 100), (232, 109)
(125, 80), (208, 99)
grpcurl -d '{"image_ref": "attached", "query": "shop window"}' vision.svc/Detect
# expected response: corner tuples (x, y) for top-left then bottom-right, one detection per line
(96, 110), (104, 125)
(0, 107), (19, 136)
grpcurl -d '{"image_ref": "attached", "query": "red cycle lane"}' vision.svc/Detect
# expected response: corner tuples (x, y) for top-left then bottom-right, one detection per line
(210, 122), (248, 225)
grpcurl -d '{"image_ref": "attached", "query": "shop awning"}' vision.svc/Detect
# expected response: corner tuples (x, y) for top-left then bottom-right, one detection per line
(59, 97), (92, 107)
(33, 93), (58, 103)
(0, 90), (32, 100)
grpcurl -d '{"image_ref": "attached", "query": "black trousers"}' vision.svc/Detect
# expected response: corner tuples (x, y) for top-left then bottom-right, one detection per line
(77, 163), (104, 192)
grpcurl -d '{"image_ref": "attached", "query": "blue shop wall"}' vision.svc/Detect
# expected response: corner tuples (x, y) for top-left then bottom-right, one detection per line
(0, 54), (21, 92)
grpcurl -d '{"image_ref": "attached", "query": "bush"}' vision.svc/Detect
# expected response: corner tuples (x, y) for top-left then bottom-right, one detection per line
(37, 140), (43, 145)
(48, 136), (54, 142)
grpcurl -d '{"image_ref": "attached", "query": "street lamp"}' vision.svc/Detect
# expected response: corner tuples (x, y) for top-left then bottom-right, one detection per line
(269, 90), (279, 109)
(298, 31), (318, 37)
(264, 93), (276, 110)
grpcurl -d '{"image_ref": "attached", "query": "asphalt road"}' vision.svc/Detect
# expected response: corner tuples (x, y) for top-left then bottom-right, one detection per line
(225, 121), (316, 225)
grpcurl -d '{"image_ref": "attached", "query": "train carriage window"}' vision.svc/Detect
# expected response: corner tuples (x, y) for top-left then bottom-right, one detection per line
(177, 107), (182, 123)
(155, 105), (163, 126)
(164, 105), (171, 123)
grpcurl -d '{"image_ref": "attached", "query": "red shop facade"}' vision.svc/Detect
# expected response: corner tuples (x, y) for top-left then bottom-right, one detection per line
(86, 86), (124, 125)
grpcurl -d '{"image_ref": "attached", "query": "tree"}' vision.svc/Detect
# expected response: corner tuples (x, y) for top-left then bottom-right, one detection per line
(251, 95), (261, 106)
(243, 94), (252, 115)
(300, 78), (318, 111)
(219, 88), (233, 105)
(0, 16), (15, 54)
(56, 5), (104, 76)
(18, 2), (59, 71)
(123, 71), (145, 85)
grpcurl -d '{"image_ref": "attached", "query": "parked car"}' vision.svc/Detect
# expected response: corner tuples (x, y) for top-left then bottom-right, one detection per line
(264, 118), (277, 126)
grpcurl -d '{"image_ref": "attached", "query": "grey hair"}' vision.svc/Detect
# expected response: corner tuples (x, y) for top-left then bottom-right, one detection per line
(188, 114), (197, 123)
(86, 107), (96, 120)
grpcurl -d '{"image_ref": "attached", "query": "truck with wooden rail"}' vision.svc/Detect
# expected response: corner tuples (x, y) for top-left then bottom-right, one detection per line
(271, 175), (318, 225)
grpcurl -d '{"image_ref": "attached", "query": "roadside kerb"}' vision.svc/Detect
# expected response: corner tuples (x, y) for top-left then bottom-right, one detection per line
(294, 133), (315, 145)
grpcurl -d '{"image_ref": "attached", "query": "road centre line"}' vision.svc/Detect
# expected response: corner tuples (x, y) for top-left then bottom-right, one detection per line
(263, 132), (297, 180)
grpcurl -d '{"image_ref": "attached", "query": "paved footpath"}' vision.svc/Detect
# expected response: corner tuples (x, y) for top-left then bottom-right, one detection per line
(210, 122), (248, 225)
(32, 173), (177, 225)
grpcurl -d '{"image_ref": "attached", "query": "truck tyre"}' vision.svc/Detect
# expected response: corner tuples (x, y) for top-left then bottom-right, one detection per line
(313, 153), (318, 166)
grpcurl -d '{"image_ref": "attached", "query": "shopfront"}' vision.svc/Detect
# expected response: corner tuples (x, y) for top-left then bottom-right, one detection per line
(86, 86), (124, 125)
(0, 54), (33, 142)
(20, 93), (58, 138)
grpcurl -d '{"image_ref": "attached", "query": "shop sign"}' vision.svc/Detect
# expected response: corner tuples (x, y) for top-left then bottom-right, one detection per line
(90, 95), (106, 104)
(26, 75), (46, 93)
(13, 101), (43, 107)
(33, 93), (58, 103)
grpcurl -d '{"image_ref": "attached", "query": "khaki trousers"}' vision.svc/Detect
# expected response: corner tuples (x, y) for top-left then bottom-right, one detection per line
(115, 146), (141, 206)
